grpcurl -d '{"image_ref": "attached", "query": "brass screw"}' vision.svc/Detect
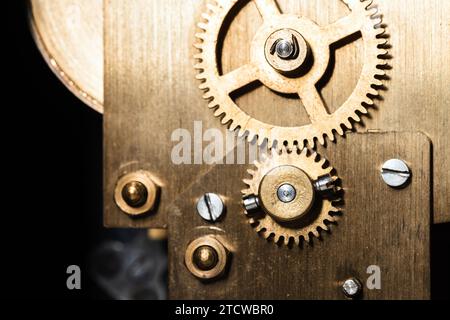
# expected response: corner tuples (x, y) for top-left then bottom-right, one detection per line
(192, 245), (219, 271)
(122, 181), (148, 208)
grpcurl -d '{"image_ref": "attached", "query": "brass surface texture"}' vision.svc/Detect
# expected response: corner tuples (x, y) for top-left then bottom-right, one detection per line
(169, 132), (431, 299)
(101, 0), (449, 226)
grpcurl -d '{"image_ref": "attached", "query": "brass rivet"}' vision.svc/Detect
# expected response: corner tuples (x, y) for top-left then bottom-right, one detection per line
(122, 181), (148, 208)
(193, 245), (219, 271)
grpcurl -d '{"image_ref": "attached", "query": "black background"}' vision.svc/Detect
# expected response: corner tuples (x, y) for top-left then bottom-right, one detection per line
(6, 0), (104, 299)
(4, 0), (449, 300)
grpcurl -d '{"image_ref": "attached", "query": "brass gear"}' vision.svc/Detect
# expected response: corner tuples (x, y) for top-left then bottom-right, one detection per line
(242, 148), (341, 246)
(195, 0), (388, 148)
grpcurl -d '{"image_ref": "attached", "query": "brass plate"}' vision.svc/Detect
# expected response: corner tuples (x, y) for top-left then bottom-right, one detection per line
(168, 132), (431, 299)
(103, 0), (449, 227)
(104, 0), (226, 227)
(29, 0), (103, 112)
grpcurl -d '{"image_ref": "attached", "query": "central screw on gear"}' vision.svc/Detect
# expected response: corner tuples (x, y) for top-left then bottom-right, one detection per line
(272, 37), (297, 60)
(277, 183), (297, 203)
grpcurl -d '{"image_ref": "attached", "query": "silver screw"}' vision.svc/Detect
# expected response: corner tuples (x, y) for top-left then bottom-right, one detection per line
(381, 159), (411, 188)
(270, 34), (299, 60)
(277, 184), (297, 203)
(243, 195), (261, 215)
(314, 174), (335, 192)
(342, 278), (362, 298)
(196, 193), (224, 222)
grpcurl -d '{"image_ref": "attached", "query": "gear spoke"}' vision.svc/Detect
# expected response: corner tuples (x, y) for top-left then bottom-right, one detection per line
(220, 64), (259, 94)
(253, 0), (281, 20)
(298, 85), (329, 123)
(323, 13), (363, 45)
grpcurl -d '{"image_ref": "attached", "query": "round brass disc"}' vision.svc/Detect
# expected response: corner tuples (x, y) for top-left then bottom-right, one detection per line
(29, 0), (103, 113)
(259, 165), (315, 222)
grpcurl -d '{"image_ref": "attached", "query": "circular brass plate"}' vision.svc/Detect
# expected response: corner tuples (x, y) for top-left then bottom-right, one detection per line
(259, 165), (315, 222)
(185, 236), (228, 280)
(29, 0), (103, 113)
(114, 171), (158, 216)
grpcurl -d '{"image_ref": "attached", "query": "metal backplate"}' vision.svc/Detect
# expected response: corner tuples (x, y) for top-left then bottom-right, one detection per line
(169, 132), (431, 299)
(103, 0), (448, 228)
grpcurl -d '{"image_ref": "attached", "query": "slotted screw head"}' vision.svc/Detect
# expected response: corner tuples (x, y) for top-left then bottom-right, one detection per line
(381, 159), (411, 188)
(196, 193), (224, 222)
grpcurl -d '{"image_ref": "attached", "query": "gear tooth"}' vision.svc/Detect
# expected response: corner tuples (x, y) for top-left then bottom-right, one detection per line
(357, 105), (368, 114)
(327, 130), (335, 142)
(335, 125), (344, 136)
(248, 217), (256, 224)
(368, 87), (379, 96)
(343, 118), (352, 129)
(213, 108), (224, 117)
(374, 28), (386, 37)
(307, 137), (316, 149)
(255, 225), (263, 233)
(206, 3), (220, 14)
(372, 78), (383, 86)
(208, 100), (219, 109)
(317, 134), (326, 146)
(312, 229), (320, 238)
(194, 63), (204, 70)
(221, 114), (231, 125)
(243, 179), (252, 186)
(284, 237), (291, 246)
(201, 13), (212, 21)
(195, 32), (207, 40)
(257, 135), (267, 146)
(194, 43), (203, 50)
(366, 7), (378, 17)
(203, 92), (214, 100)
(351, 113), (361, 122)
(294, 237), (301, 246)
(247, 131), (257, 143)
(199, 82), (209, 90)
(229, 121), (239, 131)
(363, 96), (374, 105)
(241, 188), (251, 195)
(247, 169), (256, 176)
(303, 234), (310, 244)
(197, 22), (208, 31)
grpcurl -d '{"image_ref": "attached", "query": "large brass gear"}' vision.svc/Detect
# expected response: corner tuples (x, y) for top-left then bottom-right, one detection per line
(242, 148), (341, 246)
(195, 0), (388, 148)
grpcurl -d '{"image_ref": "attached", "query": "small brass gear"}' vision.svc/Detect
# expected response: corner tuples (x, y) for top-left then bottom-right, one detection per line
(195, 0), (388, 148)
(242, 148), (341, 246)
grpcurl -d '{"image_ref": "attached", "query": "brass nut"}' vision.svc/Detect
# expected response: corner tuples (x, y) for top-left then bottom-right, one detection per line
(114, 171), (159, 216)
(185, 236), (229, 280)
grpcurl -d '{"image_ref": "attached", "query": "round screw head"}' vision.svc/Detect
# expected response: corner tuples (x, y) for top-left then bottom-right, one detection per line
(275, 39), (295, 59)
(342, 278), (362, 298)
(196, 193), (225, 222)
(277, 183), (297, 203)
(192, 245), (219, 271)
(381, 159), (411, 188)
(122, 181), (148, 208)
